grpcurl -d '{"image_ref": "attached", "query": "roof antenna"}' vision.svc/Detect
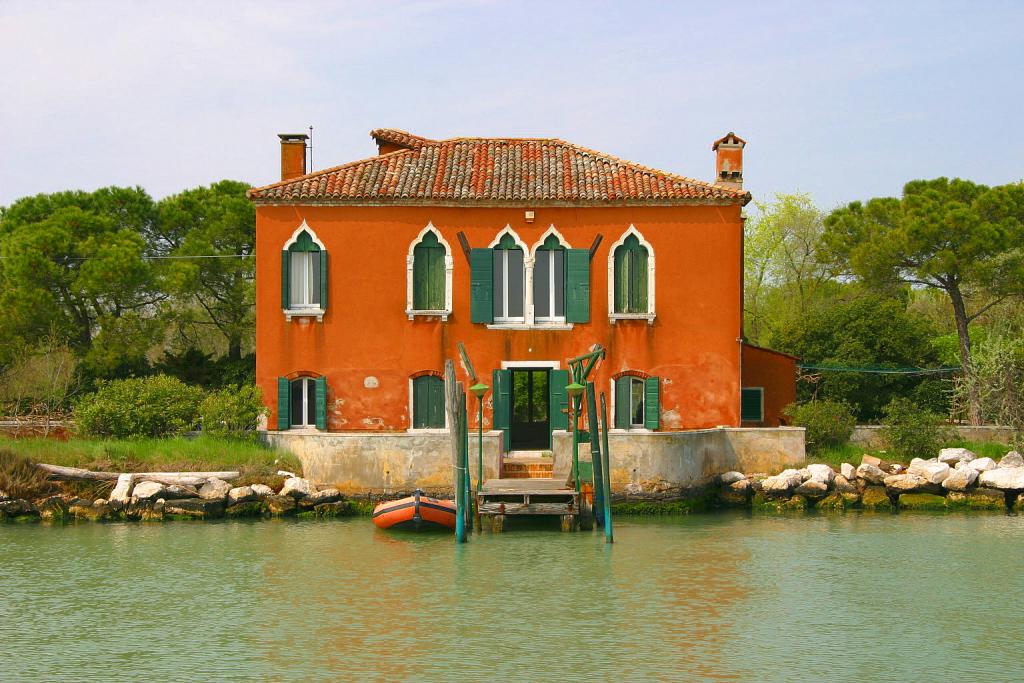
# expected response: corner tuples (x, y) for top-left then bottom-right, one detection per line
(307, 125), (314, 173)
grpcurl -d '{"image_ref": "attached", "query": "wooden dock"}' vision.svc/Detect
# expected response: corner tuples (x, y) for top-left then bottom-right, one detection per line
(476, 478), (581, 531)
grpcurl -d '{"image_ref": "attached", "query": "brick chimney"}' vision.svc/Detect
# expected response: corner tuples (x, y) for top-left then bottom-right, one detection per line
(712, 132), (745, 189)
(278, 133), (309, 181)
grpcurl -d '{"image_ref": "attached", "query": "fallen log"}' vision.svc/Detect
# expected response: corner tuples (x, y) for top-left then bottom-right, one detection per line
(36, 463), (240, 486)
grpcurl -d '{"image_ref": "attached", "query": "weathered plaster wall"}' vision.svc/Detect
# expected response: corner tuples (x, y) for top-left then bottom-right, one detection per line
(268, 427), (805, 494)
(255, 203), (744, 433)
(851, 425), (1017, 450)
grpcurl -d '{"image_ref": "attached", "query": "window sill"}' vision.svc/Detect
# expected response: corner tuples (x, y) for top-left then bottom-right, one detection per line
(406, 309), (451, 322)
(609, 312), (656, 325)
(407, 428), (450, 434)
(486, 322), (574, 331)
(284, 308), (325, 322)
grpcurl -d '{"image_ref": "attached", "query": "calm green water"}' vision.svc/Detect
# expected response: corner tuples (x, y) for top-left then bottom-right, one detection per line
(2, 513), (1023, 682)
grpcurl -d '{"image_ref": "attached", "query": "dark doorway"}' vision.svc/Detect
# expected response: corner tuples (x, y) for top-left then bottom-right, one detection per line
(510, 368), (550, 450)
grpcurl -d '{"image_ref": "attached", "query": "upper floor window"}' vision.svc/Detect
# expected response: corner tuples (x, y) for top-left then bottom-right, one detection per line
(406, 224), (453, 320)
(492, 232), (525, 322)
(534, 234), (565, 322)
(608, 226), (655, 323)
(282, 222), (327, 321)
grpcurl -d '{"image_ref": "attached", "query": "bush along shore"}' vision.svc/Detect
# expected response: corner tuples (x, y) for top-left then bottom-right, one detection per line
(712, 448), (1024, 513)
(0, 471), (368, 523)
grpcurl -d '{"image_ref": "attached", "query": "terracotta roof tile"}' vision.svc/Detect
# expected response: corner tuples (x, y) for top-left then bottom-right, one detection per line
(249, 128), (750, 206)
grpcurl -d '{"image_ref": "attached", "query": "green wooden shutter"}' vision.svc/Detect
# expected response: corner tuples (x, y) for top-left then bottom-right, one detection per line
(493, 368), (511, 451)
(281, 252), (290, 309)
(565, 248), (590, 323)
(549, 369), (569, 431)
(741, 388), (763, 422)
(429, 376), (445, 427)
(614, 377), (631, 429)
(644, 376), (660, 430)
(319, 250), (328, 310)
(315, 376), (328, 430)
(412, 378), (426, 429)
(277, 377), (290, 430)
(632, 247), (648, 313)
(470, 248), (494, 324)
(414, 238), (446, 310)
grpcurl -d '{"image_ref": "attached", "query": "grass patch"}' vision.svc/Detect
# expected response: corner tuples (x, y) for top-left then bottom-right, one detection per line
(807, 440), (1013, 470)
(0, 435), (301, 489)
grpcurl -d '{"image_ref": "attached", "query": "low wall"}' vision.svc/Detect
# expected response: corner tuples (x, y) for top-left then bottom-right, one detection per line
(851, 425), (1016, 450)
(267, 426), (806, 496)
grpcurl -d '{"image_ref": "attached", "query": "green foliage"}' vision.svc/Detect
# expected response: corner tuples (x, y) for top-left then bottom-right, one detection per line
(0, 449), (54, 499)
(881, 397), (956, 460)
(155, 347), (255, 388)
(610, 495), (713, 515)
(200, 384), (266, 439)
(772, 291), (949, 419)
(953, 331), (1024, 448)
(783, 400), (856, 454)
(74, 375), (204, 438)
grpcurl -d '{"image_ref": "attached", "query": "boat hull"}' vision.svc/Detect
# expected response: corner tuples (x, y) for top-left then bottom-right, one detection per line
(373, 491), (456, 531)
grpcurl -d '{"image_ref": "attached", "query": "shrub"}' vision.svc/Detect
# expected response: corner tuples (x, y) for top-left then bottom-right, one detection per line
(0, 449), (54, 499)
(74, 375), (204, 438)
(882, 397), (955, 460)
(199, 384), (266, 440)
(783, 400), (856, 454)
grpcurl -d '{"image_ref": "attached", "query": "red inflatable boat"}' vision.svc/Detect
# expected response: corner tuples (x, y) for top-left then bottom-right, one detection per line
(372, 489), (456, 530)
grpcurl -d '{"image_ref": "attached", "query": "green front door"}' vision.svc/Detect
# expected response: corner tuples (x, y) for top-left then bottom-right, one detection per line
(510, 368), (550, 450)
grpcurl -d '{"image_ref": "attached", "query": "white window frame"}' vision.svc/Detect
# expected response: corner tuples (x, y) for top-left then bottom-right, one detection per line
(628, 376), (646, 427)
(530, 225), (570, 325)
(405, 222), (454, 321)
(489, 226), (529, 324)
(607, 225), (656, 325)
(282, 220), (326, 322)
(608, 376), (654, 434)
(407, 375), (450, 433)
(290, 377), (316, 428)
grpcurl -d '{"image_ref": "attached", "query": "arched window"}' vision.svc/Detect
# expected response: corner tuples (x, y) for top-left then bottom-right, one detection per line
(406, 224), (453, 320)
(492, 232), (525, 322)
(276, 374), (327, 430)
(533, 234), (566, 322)
(608, 226), (655, 322)
(282, 222), (327, 321)
(613, 372), (660, 430)
(411, 374), (446, 429)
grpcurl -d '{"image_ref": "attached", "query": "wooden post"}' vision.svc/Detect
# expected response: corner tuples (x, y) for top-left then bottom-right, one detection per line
(585, 382), (605, 528)
(444, 361), (468, 543)
(599, 392), (614, 544)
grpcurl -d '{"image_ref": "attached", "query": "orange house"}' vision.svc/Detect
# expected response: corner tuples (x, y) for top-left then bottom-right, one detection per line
(248, 129), (796, 481)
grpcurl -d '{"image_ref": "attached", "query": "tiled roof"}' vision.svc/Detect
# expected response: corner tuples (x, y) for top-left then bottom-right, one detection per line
(249, 129), (750, 206)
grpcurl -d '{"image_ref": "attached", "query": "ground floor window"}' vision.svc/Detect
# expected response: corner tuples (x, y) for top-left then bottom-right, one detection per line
(412, 375), (445, 429)
(741, 387), (764, 423)
(614, 375), (660, 430)
(277, 376), (327, 430)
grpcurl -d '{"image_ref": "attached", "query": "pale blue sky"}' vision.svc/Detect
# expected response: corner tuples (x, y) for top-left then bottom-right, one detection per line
(1, 0), (1021, 211)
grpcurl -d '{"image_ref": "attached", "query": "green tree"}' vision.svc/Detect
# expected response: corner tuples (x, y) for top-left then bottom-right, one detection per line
(744, 193), (837, 344)
(823, 178), (1024, 423)
(156, 180), (255, 361)
(0, 188), (162, 374)
(771, 292), (947, 420)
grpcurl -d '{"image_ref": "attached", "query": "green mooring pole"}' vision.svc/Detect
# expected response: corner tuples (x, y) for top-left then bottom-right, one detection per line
(599, 392), (614, 543)
(463, 391), (473, 527)
(572, 394), (581, 493)
(585, 382), (605, 528)
(477, 397), (484, 492)
(455, 390), (467, 543)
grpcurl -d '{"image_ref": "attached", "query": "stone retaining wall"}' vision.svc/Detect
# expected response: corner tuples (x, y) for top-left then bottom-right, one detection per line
(851, 425), (1016, 449)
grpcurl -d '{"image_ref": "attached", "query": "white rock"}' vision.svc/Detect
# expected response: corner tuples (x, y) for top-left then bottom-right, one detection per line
(250, 484), (274, 498)
(966, 457), (997, 472)
(942, 467), (978, 491)
(840, 463), (856, 480)
(884, 473), (932, 492)
(227, 486), (256, 505)
(938, 448), (975, 466)
(762, 470), (803, 494)
(890, 464), (904, 474)
(833, 474), (858, 494)
(856, 463), (887, 485)
(806, 463), (835, 484)
(907, 460), (951, 484)
(163, 484), (199, 499)
(199, 478), (232, 501)
(279, 477), (313, 499)
(718, 471), (746, 485)
(109, 473), (134, 504)
(132, 481), (167, 501)
(306, 487), (342, 505)
(979, 468), (1024, 491)
(796, 468), (812, 482)
(999, 451), (1024, 468)
(795, 479), (829, 498)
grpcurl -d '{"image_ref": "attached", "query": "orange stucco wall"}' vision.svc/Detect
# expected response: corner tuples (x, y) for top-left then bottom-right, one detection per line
(741, 344), (798, 427)
(255, 204), (745, 432)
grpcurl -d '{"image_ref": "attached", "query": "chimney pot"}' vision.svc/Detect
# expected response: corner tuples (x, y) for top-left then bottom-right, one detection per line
(712, 132), (745, 189)
(278, 133), (309, 182)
